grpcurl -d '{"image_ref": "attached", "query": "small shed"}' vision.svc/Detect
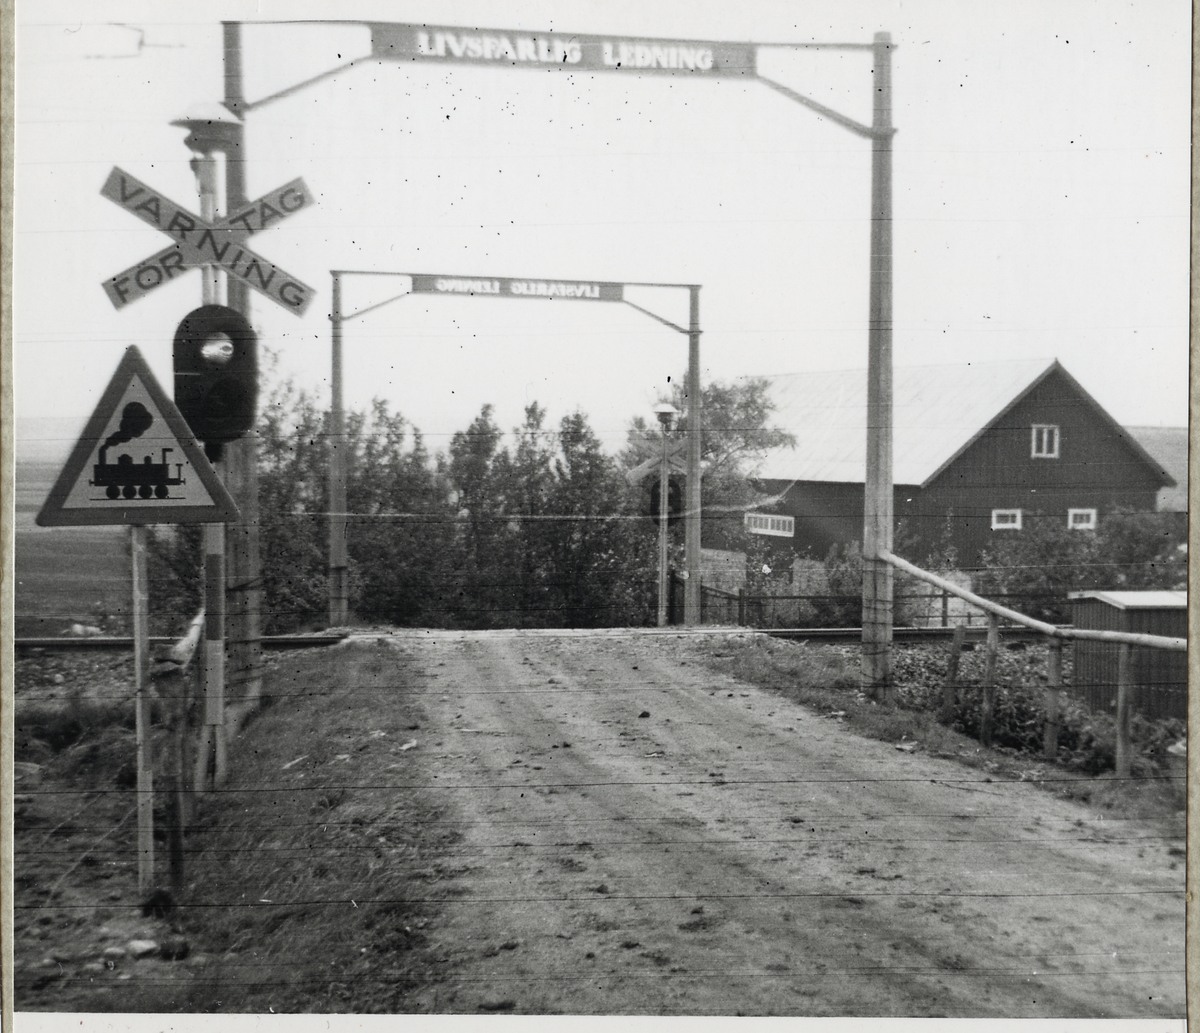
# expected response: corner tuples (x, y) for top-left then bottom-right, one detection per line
(1068, 591), (1187, 721)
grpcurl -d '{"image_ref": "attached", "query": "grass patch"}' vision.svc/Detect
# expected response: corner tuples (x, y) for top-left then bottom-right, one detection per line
(29, 641), (455, 1014)
(703, 635), (1184, 823)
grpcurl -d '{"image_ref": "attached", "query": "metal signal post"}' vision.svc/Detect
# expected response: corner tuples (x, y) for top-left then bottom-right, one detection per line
(652, 403), (679, 627)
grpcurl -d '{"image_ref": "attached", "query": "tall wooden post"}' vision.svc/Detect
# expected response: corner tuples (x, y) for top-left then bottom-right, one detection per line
(1043, 636), (1063, 761)
(329, 272), (349, 626)
(222, 21), (264, 718)
(1115, 643), (1133, 779)
(130, 526), (154, 895)
(979, 613), (999, 747)
(684, 286), (702, 626)
(941, 623), (965, 723)
(861, 31), (895, 699)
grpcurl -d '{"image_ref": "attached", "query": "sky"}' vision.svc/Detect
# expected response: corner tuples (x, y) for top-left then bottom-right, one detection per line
(13, 0), (1192, 465)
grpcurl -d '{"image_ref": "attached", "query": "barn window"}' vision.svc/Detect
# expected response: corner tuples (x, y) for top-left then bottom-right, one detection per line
(991, 508), (1022, 530)
(745, 512), (794, 537)
(1068, 508), (1097, 530)
(1031, 424), (1060, 458)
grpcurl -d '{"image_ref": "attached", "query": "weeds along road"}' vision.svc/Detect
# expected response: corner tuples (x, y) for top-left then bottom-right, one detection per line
(358, 629), (1183, 1017)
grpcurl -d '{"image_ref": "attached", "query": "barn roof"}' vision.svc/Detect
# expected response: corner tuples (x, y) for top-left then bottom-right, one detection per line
(1068, 590), (1187, 610)
(749, 358), (1174, 488)
(1126, 426), (1188, 512)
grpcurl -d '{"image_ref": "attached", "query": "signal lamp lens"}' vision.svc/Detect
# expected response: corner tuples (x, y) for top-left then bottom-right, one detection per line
(200, 334), (235, 366)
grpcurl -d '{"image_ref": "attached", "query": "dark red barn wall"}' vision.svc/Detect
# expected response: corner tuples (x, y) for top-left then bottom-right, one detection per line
(750, 481), (921, 564)
(913, 368), (1164, 567)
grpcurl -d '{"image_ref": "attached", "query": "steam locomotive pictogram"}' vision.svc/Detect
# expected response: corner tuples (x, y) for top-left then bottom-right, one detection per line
(91, 445), (185, 500)
(89, 400), (185, 500)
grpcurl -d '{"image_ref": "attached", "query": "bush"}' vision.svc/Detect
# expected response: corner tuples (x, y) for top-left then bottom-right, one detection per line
(1053, 701), (1185, 778)
(977, 508), (1186, 623)
(893, 641), (1182, 776)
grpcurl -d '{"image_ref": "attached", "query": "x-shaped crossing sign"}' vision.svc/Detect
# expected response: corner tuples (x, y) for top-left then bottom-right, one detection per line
(101, 167), (316, 316)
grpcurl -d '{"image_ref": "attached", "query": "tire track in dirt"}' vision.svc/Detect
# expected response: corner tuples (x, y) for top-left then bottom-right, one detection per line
(370, 631), (1184, 1017)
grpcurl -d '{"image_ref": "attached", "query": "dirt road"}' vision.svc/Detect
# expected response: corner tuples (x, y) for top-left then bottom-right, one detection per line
(361, 629), (1184, 1017)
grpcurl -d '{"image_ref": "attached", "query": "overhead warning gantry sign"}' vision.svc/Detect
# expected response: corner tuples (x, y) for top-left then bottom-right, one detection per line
(100, 168), (316, 315)
(37, 346), (239, 527)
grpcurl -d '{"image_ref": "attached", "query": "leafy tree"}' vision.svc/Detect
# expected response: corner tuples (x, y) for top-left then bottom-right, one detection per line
(442, 405), (655, 628)
(145, 523), (202, 635)
(977, 509), (1186, 623)
(491, 403), (558, 624)
(346, 401), (455, 627)
(546, 411), (654, 626)
(1093, 509), (1187, 590)
(256, 377), (330, 632)
(444, 405), (514, 626)
(621, 377), (795, 551)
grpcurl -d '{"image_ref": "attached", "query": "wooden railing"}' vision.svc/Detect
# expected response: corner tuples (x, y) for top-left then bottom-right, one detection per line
(878, 550), (1186, 651)
(877, 549), (1186, 778)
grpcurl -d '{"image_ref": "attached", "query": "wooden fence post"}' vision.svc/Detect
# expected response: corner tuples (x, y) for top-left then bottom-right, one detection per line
(737, 588), (746, 627)
(1115, 643), (1133, 779)
(941, 624), (965, 723)
(941, 588), (949, 628)
(1043, 636), (1063, 761)
(979, 614), (999, 748)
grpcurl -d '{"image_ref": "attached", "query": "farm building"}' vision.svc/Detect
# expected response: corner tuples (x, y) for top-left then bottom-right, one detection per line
(742, 359), (1176, 569)
(1067, 590), (1187, 721)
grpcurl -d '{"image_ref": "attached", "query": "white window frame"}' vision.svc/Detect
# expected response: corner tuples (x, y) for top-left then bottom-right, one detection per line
(1067, 508), (1097, 530)
(991, 508), (1022, 530)
(745, 512), (794, 538)
(1031, 424), (1060, 458)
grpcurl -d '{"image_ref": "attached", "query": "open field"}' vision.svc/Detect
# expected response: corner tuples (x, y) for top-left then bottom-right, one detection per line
(15, 527), (130, 637)
(16, 456), (135, 636)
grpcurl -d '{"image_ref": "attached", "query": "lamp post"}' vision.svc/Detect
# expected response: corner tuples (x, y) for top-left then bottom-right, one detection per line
(172, 106), (242, 791)
(652, 403), (679, 627)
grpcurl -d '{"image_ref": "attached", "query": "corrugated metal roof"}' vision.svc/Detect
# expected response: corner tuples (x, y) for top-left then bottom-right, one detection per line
(751, 359), (1057, 484)
(1068, 590), (1187, 610)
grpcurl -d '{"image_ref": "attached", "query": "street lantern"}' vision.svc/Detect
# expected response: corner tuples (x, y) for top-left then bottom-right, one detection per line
(170, 103), (242, 157)
(653, 403), (679, 627)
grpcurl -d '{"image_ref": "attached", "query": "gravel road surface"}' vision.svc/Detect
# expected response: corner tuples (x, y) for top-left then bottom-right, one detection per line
(359, 629), (1185, 1017)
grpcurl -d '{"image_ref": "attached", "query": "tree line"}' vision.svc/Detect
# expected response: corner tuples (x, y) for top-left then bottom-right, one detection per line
(147, 368), (1183, 634)
(149, 371), (793, 633)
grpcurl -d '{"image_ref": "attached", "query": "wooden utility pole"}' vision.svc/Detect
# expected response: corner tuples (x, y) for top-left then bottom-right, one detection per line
(222, 21), (264, 717)
(861, 31), (896, 700)
(328, 272), (349, 626)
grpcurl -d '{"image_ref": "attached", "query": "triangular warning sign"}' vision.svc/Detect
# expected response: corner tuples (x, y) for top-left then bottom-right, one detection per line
(36, 346), (239, 526)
